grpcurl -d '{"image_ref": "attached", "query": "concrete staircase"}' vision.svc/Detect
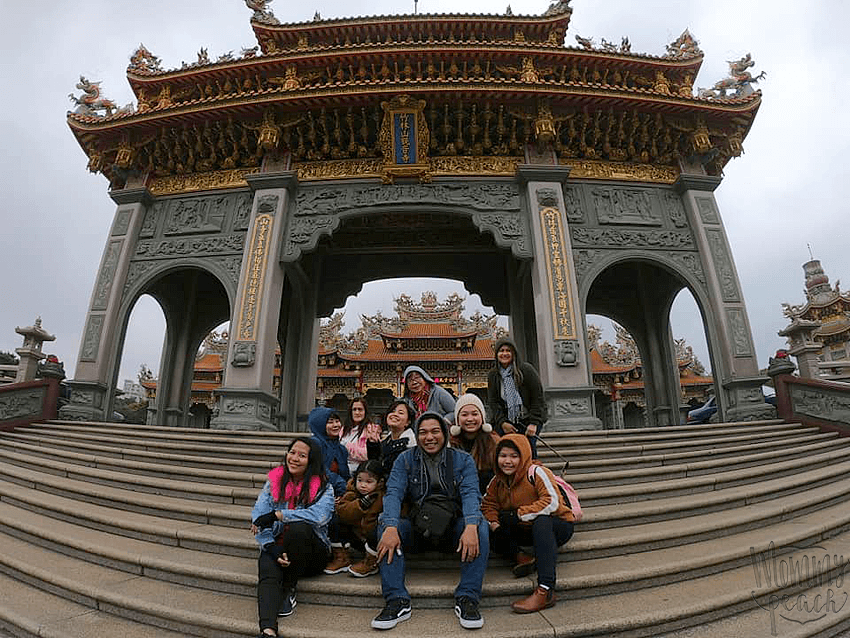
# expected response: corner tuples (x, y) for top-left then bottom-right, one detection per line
(1, 420), (849, 637)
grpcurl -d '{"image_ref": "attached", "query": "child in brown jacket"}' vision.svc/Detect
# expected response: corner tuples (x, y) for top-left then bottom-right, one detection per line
(481, 434), (575, 613)
(325, 459), (385, 577)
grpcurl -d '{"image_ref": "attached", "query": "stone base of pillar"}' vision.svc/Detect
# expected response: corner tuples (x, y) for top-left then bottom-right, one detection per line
(723, 377), (776, 422)
(210, 388), (278, 431)
(544, 386), (603, 431)
(57, 381), (108, 422)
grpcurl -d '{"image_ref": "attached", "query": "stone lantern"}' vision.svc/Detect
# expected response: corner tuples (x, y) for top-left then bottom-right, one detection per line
(14, 317), (56, 383)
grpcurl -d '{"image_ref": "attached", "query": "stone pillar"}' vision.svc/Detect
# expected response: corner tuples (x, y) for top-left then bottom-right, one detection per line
(210, 173), (295, 431)
(518, 165), (602, 430)
(14, 318), (56, 383)
(675, 175), (772, 422)
(59, 188), (151, 421)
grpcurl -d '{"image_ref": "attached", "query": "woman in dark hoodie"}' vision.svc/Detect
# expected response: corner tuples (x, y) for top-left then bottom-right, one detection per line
(308, 406), (350, 497)
(486, 337), (547, 459)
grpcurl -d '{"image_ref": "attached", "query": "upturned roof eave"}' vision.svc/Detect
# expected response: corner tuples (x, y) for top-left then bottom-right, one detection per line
(250, 9), (572, 34)
(123, 41), (702, 87)
(67, 82), (761, 133)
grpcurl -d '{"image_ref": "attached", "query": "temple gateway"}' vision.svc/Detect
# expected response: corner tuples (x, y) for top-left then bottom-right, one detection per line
(62, 0), (772, 430)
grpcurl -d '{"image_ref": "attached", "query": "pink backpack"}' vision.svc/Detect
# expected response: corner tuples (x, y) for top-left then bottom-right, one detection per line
(528, 465), (583, 522)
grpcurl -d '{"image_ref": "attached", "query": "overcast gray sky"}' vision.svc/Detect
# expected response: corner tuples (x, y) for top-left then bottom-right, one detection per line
(1, 0), (847, 386)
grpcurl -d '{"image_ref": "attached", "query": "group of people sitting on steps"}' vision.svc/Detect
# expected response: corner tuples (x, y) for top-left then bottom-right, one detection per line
(251, 339), (576, 638)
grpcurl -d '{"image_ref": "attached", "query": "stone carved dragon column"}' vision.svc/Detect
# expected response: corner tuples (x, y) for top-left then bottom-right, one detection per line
(210, 173), (295, 430)
(59, 188), (151, 421)
(518, 165), (602, 430)
(675, 174), (773, 422)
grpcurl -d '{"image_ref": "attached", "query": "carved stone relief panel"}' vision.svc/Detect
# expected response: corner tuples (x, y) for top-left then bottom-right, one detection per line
(563, 185), (586, 223)
(695, 196), (720, 224)
(536, 188), (559, 208)
(216, 256), (243, 288)
(231, 341), (256, 367)
(0, 388), (45, 420)
(571, 228), (694, 249)
(725, 308), (753, 357)
(669, 253), (706, 286)
(140, 202), (163, 238)
(572, 249), (603, 283)
(706, 230), (741, 302)
(661, 191), (689, 228)
(591, 187), (660, 226)
(553, 397), (591, 416)
(135, 234), (245, 259)
(257, 194), (279, 217)
(80, 314), (105, 362)
(554, 340), (579, 367)
(111, 208), (133, 236)
(295, 183), (522, 217)
(287, 182), (528, 261)
(122, 261), (158, 298)
(232, 192), (253, 231)
(790, 385), (850, 424)
(91, 240), (123, 311)
(164, 196), (228, 235)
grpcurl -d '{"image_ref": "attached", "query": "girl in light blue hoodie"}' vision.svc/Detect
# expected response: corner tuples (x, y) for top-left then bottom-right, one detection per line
(251, 438), (334, 636)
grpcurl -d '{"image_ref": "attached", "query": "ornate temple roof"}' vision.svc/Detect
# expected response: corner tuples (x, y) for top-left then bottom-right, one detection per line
(67, 1), (762, 188)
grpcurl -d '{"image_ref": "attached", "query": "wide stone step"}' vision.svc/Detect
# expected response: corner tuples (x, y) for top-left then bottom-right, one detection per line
(576, 445), (850, 506)
(3, 480), (850, 605)
(565, 434), (849, 487)
(0, 447), (259, 506)
(537, 426), (823, 461)
(0, 429), (282, 474)
(2, 521), (849, 638)
(28, 420), (305, 446)
(537, 420), (804, 447)
(580, 458), (850, 531)
(562, 431), (839, 473)
(0, 571), (187, 638)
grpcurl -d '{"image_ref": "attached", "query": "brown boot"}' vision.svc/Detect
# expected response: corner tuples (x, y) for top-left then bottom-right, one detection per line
(512, 551), (536, 578)
(511, 586), (556, 614)
(324, 545), (351, 574)
(349, 548), (379, 577)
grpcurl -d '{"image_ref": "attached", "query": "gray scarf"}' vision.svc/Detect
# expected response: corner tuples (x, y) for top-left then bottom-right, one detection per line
(499, 364), (523, 423)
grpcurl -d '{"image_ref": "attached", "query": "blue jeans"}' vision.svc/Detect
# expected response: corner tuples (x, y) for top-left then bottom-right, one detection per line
(377, 516), (489, 603)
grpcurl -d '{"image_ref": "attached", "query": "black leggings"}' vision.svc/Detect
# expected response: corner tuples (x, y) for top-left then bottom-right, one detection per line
(490, 514), (573, 589)
(257, 521), (329, 632)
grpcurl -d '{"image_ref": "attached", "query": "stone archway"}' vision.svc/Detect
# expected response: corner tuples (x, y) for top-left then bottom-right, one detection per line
(585, 258), (700, 427)
(273, 184), (536, 430)
(115, 266), (231, 427)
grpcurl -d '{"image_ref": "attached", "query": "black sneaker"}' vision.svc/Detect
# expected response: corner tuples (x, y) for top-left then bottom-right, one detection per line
(371, 598), (412, 630)
(278, 588), (297, 617)
(454, 596), (483, 629)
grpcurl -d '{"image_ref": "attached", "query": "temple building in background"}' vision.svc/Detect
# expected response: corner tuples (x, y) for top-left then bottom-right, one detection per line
(780, 259), (850, 382)
(141, 293), (712, 428)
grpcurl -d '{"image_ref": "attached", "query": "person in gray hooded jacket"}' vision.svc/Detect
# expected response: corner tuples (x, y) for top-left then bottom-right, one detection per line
(402, 365), (456, 424)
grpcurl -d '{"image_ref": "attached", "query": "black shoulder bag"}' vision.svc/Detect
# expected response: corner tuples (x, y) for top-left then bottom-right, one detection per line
(410, 450), (459, 544)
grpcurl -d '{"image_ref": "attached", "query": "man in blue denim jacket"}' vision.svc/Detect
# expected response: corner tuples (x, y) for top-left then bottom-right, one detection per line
(372, 412), (488, 631)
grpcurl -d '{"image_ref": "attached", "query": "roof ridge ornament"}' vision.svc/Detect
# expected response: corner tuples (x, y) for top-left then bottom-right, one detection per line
(543, 0), (571, 17)
(245, 0), (280, 25)
(665, 30), (702, 58)
(68, 76), (133, 118)
(698, 53), (765, 99)
(128, 44), (162, 74)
